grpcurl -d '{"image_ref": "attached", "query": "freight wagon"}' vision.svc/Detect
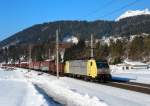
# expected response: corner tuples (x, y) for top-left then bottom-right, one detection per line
(2, 58), (111, 81)
(29, 62), (34, 69)
(48, 61), (64, 75)
(33, 61), (41, 70)
(40, 61), (49, 72)
(20, 62), (29, 68)
(28, 61), (64, 75)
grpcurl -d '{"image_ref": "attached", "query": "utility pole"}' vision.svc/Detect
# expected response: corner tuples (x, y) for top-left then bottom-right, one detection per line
(28, 44), (32, 71)
(56, 29), (59, 79)
(90, 34), (94, 58)
(48, 48), (51, 60)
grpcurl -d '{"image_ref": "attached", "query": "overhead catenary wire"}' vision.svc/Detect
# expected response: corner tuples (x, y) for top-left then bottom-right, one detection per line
(79, 0), (114, 19)
(98, 0), (138, 19)
(79, 0), (138, 20)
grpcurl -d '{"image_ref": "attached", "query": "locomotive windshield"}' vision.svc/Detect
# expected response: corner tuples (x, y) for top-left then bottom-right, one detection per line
(96, 62), (109, 69)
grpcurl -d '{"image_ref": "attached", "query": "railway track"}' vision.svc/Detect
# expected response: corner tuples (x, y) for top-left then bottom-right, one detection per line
(101, 81), (150, 95)
(68, 76), (150, 95)
(4, 67), (150, 95)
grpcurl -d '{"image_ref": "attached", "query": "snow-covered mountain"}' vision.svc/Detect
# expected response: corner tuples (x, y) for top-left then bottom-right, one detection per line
(63, 36), (79, 44)
(116, 8), (150, 21)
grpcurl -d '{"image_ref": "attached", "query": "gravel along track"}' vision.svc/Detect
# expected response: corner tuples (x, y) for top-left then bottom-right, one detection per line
(101, 82), (150, 95)
(68, 76), (150, 95)
(65, 76), (150, 95)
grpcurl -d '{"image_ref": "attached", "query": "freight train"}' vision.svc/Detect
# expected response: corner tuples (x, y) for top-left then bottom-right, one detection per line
(2, 58), (111, 81)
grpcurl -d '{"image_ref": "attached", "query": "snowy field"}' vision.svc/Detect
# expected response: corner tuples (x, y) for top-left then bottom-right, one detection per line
(0, 69), (61, 106)
(0, 68), (107, 106)
(0, 67), (150, 106)
(110, 65), (150, 84)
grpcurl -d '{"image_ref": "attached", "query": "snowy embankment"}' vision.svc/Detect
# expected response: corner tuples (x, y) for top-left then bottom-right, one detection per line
(0, 68), (108, 106)
(25, 69), (108, 106)
(0, 69), (59, 106)
(20, 68), (150, 106)
(110, 65), (150, 84)
(37, 81), (106, 106)
(1, 67), (150, 106)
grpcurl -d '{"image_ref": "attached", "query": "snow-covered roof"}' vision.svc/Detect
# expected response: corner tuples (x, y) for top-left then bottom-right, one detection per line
(63, 36), (79, 44)
(116, 8), (150, 21)
(45, 59), (55, 62)
(21, 62), (29, 64)
(147, 61), (150, 65)
(124, 60), (148, 66)
(116, 63), (129, 66)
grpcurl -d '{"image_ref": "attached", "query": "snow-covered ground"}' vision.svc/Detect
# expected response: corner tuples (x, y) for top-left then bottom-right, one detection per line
(1, 67), (150, 106)
(0, 69), (61, 106)
(23, 69), (108, 106)
(26, 69), (150, 106)
(110, 65), (150, 84)
(0, 68), (107, 106)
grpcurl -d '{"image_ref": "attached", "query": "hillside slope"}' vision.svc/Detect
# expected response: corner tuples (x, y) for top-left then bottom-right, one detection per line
(0, 15), (150, 47)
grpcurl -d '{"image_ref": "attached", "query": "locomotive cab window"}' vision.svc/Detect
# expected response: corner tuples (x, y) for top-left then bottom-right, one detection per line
(96, 62), (109, 69)
(90, 62), (93, 66)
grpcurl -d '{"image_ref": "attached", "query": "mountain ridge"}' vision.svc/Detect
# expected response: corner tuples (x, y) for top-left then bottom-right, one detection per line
(1, 15), (150, 47)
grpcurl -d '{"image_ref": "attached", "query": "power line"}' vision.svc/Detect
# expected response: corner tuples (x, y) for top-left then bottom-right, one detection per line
(99, 0), (138, 19)
(79, 0), (114, 20)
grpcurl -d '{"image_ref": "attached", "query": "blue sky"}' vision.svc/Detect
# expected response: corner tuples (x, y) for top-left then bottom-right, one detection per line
(0, 0), (149, 41)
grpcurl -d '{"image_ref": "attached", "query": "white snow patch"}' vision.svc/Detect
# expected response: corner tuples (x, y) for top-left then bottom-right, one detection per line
(1, 67), (150, 106)
(0, 79), (49, 106)
(24, 70), (108, 106)
(21, 68), (150, 106)
(0, 69), (57, 106)
(110, 65), (150, 84)
(124, 60), (148, 66)
(116, 8), (150, 21)
(0, 68), (108, 106)
(63, 36), (79, 44)
(36, 80), (107, 106)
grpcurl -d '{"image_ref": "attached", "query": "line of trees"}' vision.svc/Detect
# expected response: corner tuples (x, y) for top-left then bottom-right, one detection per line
(65, 35), (150, 64)
(0, 35), (150, 64)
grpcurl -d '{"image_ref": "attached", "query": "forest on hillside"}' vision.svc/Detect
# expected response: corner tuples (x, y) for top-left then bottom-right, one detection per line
(0, 34), (150, 64)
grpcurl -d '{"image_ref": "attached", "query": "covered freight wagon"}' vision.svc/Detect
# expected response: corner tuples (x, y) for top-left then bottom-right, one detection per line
(33, 61), (41, 70)
(20, 62), (29, 68)
(49, 61), (64, 75)
(29, 62), (34, 69)
(40, 61), (49, 72)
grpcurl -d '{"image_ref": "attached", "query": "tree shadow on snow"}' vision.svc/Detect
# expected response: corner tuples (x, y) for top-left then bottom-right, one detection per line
(34, 84), (63, 106)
